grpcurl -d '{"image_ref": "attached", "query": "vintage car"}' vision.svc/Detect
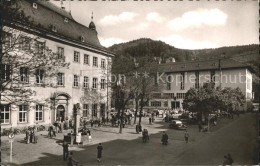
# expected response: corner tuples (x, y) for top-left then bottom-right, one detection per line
(169, 120), (187, 130)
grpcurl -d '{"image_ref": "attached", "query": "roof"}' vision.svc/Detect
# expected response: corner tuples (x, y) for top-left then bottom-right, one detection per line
(12, 0), (108, 51)
(157, 58), (255, 73)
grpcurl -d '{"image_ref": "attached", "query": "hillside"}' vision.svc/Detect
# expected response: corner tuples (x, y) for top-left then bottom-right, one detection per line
(108, 38), (258, 74)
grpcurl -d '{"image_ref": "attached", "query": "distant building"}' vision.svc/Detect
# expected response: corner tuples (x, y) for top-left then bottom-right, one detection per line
(128, 59), (254, 111)
(1, 1), (115, 128)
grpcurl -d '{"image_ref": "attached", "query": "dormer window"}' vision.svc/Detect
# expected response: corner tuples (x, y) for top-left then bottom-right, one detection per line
(80, 36), (84, 42)
(52, 25), (57, 32)
(64, 17), (68, 23)
(33, 3), (37, 9)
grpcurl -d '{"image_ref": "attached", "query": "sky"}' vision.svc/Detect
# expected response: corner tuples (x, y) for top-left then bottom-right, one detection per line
(52, 0), (258, 50)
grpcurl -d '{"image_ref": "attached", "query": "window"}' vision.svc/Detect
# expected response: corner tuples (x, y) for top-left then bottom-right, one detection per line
(19, 36), (31, 50)
(101, 79), (105, 90)
(163, 93), (175, 99)
(93, 78), (98, 89)
(167, 75), (171, 90)
(3, 32), (12, 48)
(83, 76), (89, 88)
(210, 70), (215, 86)
(1, 64), (11, 81)
(83, 104), (88, 117)
(100, 104), (105, 117)
(74, 51), (80, 63)
(152, 93), (162, 99)
(195, 71), (200, 89)
(101, 59), (105, 69)
(32, 2), (37, 9)
(20, 67), (29, 83)
(57, 47), (64, 59)
(36, 69), (44, 84)
(35, 41), (45, 54)
(93, 57), (98, 67)
(180, 72), (185, 90)
(19, 105), (28, 123)
(84, 54), (89, 64)
(35, 105), (43, 121)
(57, 73), (64, 86)
(177, 93), (186, 99)
(73, 75), (79, 87)
(92, 104), (97, 117)
(151, 101), (161, 107)
(1, 105), (10, 124)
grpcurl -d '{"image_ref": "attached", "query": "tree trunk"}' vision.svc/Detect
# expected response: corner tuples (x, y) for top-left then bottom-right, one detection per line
(119, 108), (124, 134)
(134, 98), (138, 124)
(138, 98), (144, 126)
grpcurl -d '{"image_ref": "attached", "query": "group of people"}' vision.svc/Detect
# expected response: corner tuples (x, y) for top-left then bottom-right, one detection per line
(223, 153), (234, 165)
(25, 127), (38, 144)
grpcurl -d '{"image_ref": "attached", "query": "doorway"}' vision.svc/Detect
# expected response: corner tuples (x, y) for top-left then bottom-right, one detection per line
(171, 101), (180, 109)
(57, 105), (65, 122)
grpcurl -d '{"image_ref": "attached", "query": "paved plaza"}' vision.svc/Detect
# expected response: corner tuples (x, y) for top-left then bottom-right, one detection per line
(1, 113), (258, 165)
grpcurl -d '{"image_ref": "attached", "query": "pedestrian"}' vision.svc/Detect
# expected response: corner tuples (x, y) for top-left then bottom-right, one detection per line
(223, 155), (229, 165)
(90, 120), (94, 128)
(122, 119), (125, 128)
(25, 128), (30, 144)
(227, 153), (233, 165)
(184, 130), (189, 144)
(29, 128), (33, 143)
(161, 131), (168, 145)
(97, 143), (103, 162)
(136, 124), (139, 134)
(198, 121), (202, 132)
(87, 130), (92, 144)
(149, 117), (152, 124)
(33, 127), (38, 144)
(63, 140), (69, 160)
(60, 121), (63, 133)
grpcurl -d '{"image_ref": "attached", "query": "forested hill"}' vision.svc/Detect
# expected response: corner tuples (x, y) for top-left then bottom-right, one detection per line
(108, 38), (258, 75)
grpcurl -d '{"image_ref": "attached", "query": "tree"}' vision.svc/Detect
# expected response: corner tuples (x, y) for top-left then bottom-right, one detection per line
(183, 85), (245, 121)
(1, 1), (69, 106)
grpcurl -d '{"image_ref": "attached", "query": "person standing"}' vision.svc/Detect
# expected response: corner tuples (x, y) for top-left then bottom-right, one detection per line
(97, 143), (103, 162)
(25, 128), (30, 144)
(223, 155), (229, 165)
(63, 140), (69, 160)
(29, 128), (33, 143)
(227, 153), (233, 165)
(161, 131), (168, 145)
(184, 130), (189, 144)
(33, 127), (38, 144)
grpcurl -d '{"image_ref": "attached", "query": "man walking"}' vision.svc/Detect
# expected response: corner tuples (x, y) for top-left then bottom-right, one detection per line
(63, 140), (69, 160)
(97, 143), (103, 162)
(184, 130), (189, 144)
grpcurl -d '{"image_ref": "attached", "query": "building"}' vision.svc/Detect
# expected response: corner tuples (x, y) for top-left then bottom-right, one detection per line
(128, 58), (254, 111)
(1, 1), (115, 129)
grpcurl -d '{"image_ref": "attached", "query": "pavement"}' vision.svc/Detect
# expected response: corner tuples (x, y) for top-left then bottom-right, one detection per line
(1, 113), (258, 165)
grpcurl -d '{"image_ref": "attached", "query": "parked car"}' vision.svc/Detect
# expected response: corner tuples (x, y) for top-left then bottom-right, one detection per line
(169, 120), (187, 130)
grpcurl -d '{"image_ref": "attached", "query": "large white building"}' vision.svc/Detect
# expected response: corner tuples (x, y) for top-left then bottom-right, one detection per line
(128, 59), (254, 111)
(1, 1), (115, 129)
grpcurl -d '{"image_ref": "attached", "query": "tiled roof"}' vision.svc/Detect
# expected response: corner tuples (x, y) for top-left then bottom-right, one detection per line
(157, 58), (254, 73)
(16, 0), (103, 49)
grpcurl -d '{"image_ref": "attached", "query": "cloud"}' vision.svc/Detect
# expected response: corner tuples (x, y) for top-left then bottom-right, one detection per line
(99, 37), (126, 47)
(99, 12), (137, 26)
(146, 12), (165, 23)
(133, 22), (149, 31)
(167, 9), (227, 31)
(157, 34), (218, 49)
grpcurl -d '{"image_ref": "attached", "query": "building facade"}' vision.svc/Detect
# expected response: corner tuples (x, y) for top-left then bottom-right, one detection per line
(128, 59), (254, 111)
(1, 1), (115, 129)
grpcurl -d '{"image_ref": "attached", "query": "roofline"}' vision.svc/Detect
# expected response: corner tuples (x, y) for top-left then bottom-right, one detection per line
(163, 66), (254, 74)
(3, 19), (115, 57)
